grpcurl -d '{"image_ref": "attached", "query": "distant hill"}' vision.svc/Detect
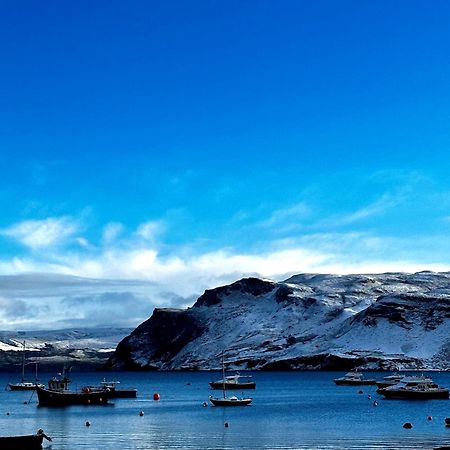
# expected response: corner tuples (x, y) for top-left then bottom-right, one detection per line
(0, 327), (132, 372)
(105, 271), (450, 371)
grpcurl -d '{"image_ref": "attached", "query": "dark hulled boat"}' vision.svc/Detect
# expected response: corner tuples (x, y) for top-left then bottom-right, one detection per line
(209, 396), (252, 406)
(36, 375), (109, 407)
(87, 380), (137, 398)
(333, 371), (376, 386)
(209, 374), (256, 390)
(0, 429), (51, 450)
(379, 379), (449, 400)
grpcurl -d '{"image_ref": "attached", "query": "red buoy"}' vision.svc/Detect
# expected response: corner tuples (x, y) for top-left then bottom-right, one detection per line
(153, 392), (160, 401)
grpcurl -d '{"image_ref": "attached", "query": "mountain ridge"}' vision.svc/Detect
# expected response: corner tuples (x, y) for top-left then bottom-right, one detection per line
(105, 271), (450, 371)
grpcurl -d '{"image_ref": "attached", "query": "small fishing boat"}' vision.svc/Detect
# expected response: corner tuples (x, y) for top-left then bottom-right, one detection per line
(379, 379), (449, 400)
(8, 341), (45, 391)
(0, 429), (51, 450)
(36, 370), (109, 406)
(86, 379), (137, 398)
(333, 371), (376, 386)
(209, 352), (252, 407)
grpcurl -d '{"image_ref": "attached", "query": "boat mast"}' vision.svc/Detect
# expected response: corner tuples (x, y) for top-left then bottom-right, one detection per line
(222, 351), (226, 399)
(21, 341), (26, 382)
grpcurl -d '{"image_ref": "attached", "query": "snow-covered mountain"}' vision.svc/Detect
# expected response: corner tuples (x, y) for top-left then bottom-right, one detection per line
(105, 271), (450, 371)
(0, 328), (132, 371)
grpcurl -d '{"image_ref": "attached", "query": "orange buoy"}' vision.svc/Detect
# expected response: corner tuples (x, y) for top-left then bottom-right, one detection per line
(153, 392), (160, 401)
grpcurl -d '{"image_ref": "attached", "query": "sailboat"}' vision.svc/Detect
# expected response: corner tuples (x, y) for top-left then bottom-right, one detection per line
(8, 341), (45, 391)
(209, 352), (252, 406)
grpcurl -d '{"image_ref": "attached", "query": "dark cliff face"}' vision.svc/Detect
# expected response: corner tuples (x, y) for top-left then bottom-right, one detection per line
(351, 293), (450, 330)
(105, 308), (206, 370)
(105, 271), (450, 371)
(194, 277), (275, 307)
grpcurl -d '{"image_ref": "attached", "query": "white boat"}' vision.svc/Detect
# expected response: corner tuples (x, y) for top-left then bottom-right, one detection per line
(334, 371), (376, 386)
(8, 342), (44, 391)
(376, 374), (432, 390)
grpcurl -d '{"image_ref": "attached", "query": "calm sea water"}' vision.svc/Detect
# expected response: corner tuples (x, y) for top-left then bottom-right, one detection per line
(1, 371), (450, 449)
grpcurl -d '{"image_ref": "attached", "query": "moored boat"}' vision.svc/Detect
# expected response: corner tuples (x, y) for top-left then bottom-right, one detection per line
(87, 380), (137, 398)
(334, 371), (376, 386)
(379, 379), (449, 400)
(8, 342), (44, 391)
(376, 374), (432, 391)
(209, 373), (256, 390)
(9, 381), (45, 391)
(209, 395), (252, 406)
(209, 352), (253, 407)
(374, 373), (404, 390)
(0, 429), (51, 450)
(36, 373), (109, 407)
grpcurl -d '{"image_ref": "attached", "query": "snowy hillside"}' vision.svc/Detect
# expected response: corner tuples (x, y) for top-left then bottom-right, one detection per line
(106, 271), (450, 371)
(0, 328), (132, 371)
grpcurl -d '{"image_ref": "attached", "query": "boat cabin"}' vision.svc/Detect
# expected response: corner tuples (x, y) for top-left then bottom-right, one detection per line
(48, 377), (71, 391)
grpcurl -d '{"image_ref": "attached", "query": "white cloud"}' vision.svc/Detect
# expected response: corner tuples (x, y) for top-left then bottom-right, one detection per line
(1, 217), (79, 249)
(135, 220), (165, 242)
(1, 213), (450, 330)
(260, 202), (310, 228)
(102, 222), (124, 244)
(341, 193), (401, 224)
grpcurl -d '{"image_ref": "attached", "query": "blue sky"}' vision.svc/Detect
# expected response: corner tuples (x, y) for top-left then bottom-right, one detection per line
(1, 1), (450, 328)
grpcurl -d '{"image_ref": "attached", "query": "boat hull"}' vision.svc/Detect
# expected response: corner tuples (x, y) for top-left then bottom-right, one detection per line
(334, 379), (376, 386)
(108, 388), (137, 398)
(209, 381), (256, 390)
(210, 397), (252, 406)
(8, 383), (44, 391)
(0, 434), (44, 450)
(36, 386), (109, 406)
(380, 389), (450, 400)
(97, 387), (137, 398)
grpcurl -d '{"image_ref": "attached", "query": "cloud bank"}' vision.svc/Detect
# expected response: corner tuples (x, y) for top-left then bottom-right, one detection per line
(1, 184), (450, 331)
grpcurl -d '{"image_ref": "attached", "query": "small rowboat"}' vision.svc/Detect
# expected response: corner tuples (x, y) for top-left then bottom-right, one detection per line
(0, 429), (51, 450)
